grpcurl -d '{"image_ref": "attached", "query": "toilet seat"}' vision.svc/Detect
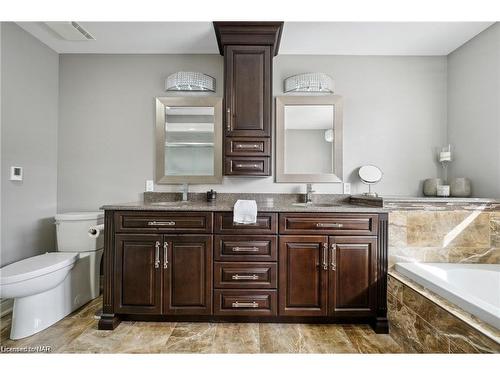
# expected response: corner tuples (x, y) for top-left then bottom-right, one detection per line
(0, 252), (78, 285)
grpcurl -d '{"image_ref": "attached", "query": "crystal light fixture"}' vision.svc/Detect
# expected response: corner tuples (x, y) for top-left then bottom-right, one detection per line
(284, 73), (334, 93)
(165, 72), (215, 92)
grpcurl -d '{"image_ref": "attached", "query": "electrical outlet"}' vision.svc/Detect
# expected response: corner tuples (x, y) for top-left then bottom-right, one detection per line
(145, 180), (154, 192)
(343, 183), (351, 194)
(10, 166), (23, 181)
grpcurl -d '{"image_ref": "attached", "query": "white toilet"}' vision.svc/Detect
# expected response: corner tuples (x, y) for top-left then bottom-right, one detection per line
(0, 212), (104, 340)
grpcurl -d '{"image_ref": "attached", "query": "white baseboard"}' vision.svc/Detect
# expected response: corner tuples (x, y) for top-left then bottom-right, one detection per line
(1, 298), (13, 317)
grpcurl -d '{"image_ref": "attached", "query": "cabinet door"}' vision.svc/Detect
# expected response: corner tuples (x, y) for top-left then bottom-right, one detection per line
(114, 234), (162, 314)
(279, 236), (328, 316)
(329, 236), (377, 317)
(163, 235), (213, 315)
(225, 45), (271, 137)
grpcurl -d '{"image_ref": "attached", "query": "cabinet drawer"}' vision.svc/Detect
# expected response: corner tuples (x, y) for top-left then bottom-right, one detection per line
(115, 211), (212, 233)
(214, 235), (277, 261)
(215, 212), (277, 234)
(225, 157), (270, 176)
(225, 138), (270, 156)
(214, 262), (277, 289)
(214, 289), (277, 316)
(279, 213), (378, 235)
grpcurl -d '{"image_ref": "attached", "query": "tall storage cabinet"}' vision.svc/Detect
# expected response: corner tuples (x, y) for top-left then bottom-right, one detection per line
(213, 22), (284, 176)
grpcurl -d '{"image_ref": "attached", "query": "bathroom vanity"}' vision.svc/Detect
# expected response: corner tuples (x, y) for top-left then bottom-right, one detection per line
(98, 198), (389, 333)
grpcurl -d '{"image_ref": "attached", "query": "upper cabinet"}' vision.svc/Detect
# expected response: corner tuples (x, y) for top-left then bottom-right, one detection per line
(213, 22), (284, 176)
(224, 45), (271, 137)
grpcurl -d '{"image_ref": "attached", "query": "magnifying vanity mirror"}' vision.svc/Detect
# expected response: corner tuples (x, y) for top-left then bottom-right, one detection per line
(276, 96), (343, 183)
(155, 97), (222, 184)
(358, 165), (383, 196)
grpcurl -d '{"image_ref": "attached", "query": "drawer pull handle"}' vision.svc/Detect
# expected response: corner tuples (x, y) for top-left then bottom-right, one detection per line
(316, 223), (343, 228)
(231, 274), (259, 280)
(232, 246), (259, 252)
(331, 243), (336, 271)
(235, 163), (260, 169)
(163, 242), (169, 269)
(232, 301), (259, 308)
(154, 241), (160, 269)
(148, 221), (176, 226)
(322, 243), (328, 270)
(236, 144), (260, 149)
(226, 108), (232, 132)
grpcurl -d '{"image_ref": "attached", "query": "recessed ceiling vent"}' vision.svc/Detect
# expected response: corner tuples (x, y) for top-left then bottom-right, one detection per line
(45, 22), (95, 41)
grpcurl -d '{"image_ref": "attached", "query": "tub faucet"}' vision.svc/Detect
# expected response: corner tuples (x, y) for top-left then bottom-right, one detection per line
(181, 183), (189, 202)
(305, 183), (315, 204)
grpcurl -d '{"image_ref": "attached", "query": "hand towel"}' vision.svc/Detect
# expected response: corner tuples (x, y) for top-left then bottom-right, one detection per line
(233, 199), (258, 224)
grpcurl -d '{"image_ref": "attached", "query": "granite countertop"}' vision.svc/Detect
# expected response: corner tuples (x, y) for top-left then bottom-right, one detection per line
(100, 192), (386, 213)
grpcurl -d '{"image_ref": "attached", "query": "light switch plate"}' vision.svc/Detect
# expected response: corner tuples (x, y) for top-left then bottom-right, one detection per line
(10, 166), (23, 181)
(343, 183), (351, 194)
(145, 180), (154, 192)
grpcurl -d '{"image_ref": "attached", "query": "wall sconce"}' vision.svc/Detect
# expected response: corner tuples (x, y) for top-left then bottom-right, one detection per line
(165, 72), (216, 92)
(284, 73), (334, 93)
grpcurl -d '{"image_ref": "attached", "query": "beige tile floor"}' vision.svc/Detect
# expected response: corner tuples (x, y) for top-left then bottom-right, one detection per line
(0, 297), (403, 354)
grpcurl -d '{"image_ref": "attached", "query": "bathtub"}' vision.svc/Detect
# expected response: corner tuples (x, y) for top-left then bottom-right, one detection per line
(394, 262), (500, 330)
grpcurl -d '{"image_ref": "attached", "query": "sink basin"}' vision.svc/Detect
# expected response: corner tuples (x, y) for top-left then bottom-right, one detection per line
(149, 201), (190, 206)
(291, 202), (340, 208)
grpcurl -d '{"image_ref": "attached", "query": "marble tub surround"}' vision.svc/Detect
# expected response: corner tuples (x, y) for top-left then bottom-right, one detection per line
(388, 210), (500, 267)
(387, 272), (500, 353)
(0, 297), (403, 354)
(101, 192), (385, 213)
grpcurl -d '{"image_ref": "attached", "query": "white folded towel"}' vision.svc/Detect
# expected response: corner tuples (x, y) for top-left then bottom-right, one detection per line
(233, 200), (258, 224)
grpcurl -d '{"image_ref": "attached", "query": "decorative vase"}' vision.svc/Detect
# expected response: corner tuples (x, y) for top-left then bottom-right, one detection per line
(423, 178), (442, 196)
(450, 177), (472, 197)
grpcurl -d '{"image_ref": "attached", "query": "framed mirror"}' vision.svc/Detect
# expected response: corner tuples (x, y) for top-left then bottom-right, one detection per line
(155, 97), (223, 184)
(276, 95), (343, 183)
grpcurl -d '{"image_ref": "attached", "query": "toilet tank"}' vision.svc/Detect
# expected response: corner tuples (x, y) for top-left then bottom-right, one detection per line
(55, 212), (104, 252)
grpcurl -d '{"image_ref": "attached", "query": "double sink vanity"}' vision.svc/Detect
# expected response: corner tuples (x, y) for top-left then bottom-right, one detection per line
(99, 22), (388, 334)
(98, 194), (389, 333)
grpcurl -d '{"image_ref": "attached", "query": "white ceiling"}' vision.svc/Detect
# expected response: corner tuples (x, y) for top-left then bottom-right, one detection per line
(17, 21), (494, 55)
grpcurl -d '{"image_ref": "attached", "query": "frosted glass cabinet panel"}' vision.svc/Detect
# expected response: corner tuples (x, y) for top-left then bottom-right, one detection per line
(156, 98), (222, 184)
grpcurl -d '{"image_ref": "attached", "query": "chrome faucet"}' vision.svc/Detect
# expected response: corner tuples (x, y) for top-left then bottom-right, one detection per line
(305, 183), (315, 204)
(181, 183), (189, 202)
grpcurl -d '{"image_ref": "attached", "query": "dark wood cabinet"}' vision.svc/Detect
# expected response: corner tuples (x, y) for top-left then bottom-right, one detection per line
(224, 45), (271, 137)
(113, 233), (212, 316)
(278, 235), (377, 319)
(213, 22), (283, 176)
(163, 235), (213, 315)
(101, 210), (388, 333)
(329, 236), (377, 317)
(279, 236), (329, 316)
(114, 234), (163, 314)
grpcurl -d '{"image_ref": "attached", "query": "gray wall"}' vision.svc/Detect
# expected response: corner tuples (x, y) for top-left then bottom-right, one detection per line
(58, 54), (447, 210)
(447, 23), (500, 198)
(1, 23), (59, 266)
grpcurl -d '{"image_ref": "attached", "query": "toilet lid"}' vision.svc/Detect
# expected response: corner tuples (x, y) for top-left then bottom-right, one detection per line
(0, 252), (78, 285)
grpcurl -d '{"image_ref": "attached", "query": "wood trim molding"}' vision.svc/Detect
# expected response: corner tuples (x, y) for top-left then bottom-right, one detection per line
(213, 22), (284, 56)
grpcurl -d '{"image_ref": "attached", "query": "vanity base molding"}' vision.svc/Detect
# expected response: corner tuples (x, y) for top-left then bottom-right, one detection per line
(116, 314), (382, 326)
(97, 313), (121, 331)
(99, 210), (388, 333)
